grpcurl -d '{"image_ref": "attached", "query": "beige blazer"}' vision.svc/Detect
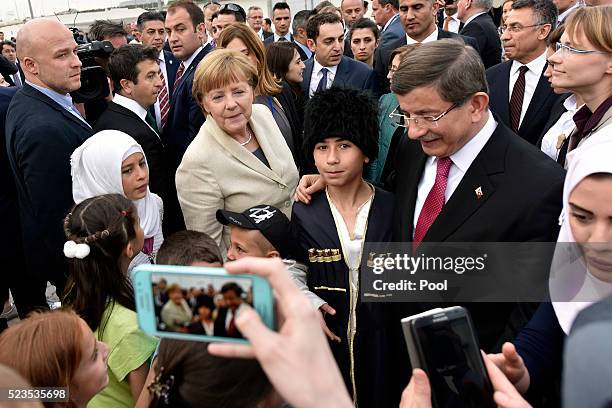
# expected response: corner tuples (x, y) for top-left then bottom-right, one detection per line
(176, 104), (299, 251)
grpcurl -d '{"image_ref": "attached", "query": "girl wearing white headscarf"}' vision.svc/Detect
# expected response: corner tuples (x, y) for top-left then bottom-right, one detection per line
(550, 137), (612, 333)
(487, 136), (612, 399)
(71, 130), (164, 270)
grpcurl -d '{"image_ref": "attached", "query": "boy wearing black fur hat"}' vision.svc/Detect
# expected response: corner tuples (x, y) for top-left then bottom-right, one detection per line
(292, 87), (395, 407)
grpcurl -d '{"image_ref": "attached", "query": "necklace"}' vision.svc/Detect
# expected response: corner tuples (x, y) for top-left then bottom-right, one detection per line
(240, 127), (253, 146)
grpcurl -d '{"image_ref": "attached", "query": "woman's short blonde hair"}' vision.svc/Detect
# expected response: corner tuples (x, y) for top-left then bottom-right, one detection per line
(565, 6), (612, 54)
(218, 23), (283, 96)
(192, 48), (259, 111)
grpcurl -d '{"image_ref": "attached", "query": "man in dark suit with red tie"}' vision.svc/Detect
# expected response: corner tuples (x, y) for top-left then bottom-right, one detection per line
(213, 282), (245, 338)
(163, 0), (213, 233)
(386, 39), (563, 400)
(486, 0), (561, 144)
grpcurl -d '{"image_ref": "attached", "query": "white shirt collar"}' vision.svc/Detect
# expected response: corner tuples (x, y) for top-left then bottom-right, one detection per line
(564, 94), (578, 111)
(274, 32), (290, 42)
(158, 49), (166, 63)
(558, 3), (579, 22)
(113, 93), (148, 121)
(511, 51), (547, 76)
(448, 110), (497, 173)
(464, 11), (487, 26)
(182, 45), (203, 70)
(406, 26), (438, 44)
(382, 13), (400, 32)
(313, 56), (339, 75)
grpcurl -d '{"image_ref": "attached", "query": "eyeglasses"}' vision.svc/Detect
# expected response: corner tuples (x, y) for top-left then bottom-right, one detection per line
(389, 104), (457, 129)
(500, 23), (544, 33)
(554, 42), (609, 56)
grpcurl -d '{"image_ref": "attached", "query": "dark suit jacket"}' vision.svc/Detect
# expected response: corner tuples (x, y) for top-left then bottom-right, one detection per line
(5, 84), (92, 314)
(162, 50), (179, 96)
(264, 33), (293, 46)
(93, 101), (170, 201)
(374, 28), (480, 93)
(343, 36), (354, 58)
(301, 55), (381, 100)
(386, 118), (564, 403)
(263, 30), (274, 40)
(535, 93), (571, 148)
(373, 14), (404, 76)
(213, 307), (244, 338)
(0, 56), (18, 86)
(486, 60), (562, 145)
(163, 45), (212, 169)
(293, 40), (310, 62)
(460, 12), (501, 68)
(0, 87), (24, 316)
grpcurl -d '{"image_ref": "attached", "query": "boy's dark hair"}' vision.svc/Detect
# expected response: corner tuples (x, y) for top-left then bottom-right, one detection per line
(61, 194), (137, 337)
(152, 339), (273, 407)
(266, 41), (302, 79)
(108, 44), (159, 94)
(306, 12), (343, 41)
(303, 87), (378, 161)
(167, 0), (206, 28)
(350, 17), (379, 41)
(273, 2), (291, 12)
(156, 230), (223, 266)
(89, 19), (128, 41)
(136, 11), (165, 31)
(221, 282), (243, 297)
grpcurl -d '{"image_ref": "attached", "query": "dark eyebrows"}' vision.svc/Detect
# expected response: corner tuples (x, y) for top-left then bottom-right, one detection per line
(569, 202), (593, 215)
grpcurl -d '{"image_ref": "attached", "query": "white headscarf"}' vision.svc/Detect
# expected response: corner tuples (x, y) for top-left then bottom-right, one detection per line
(71, 130), (162, 239)
(550, 136), (612, 334)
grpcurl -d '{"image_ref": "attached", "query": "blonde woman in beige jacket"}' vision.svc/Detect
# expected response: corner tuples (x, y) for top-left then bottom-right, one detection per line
(177, 49), (299, 252)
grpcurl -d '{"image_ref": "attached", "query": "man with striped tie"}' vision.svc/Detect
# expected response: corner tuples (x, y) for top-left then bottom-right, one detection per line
(136, 11), (179, 133)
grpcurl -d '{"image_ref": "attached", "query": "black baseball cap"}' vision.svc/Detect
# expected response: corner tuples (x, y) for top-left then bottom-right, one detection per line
(216, 205), (297, 259)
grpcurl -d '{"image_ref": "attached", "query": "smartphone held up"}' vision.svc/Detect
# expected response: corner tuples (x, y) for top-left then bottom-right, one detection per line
(132, 264), (275, 344)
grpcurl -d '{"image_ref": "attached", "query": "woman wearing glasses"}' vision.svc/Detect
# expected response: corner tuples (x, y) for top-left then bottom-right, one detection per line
(218, 23), (304, 171)
(547, 6), (612, 166)
(176, 49), (298, 253)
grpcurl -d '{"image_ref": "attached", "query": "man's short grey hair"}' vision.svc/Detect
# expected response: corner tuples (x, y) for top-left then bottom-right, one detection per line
(292, 9), (312, 32)
(248, 6), (262, 13)
(511, 0), (558, 28)
(391, 39), (488, 105)
(473, 0), (493, 11)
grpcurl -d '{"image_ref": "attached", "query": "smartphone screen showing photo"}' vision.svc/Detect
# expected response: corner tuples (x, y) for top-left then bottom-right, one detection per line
(413, 316), (495, 408)
(152, 272), (253, 340)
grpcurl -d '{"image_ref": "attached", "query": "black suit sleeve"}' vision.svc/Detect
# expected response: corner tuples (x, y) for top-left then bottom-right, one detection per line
(461, 23), (487, 58)
(0, 56), (17, 76)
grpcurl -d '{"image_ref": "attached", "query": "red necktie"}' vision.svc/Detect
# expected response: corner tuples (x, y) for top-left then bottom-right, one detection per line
(173, 62), (185, 95)
(413, 157), (453, 252)
(227, 314), (236, 336)
(509, 66), (528, 132)
(158, 59), (170, 129)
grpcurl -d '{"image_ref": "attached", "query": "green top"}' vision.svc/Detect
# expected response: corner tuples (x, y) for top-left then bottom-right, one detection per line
(88, 302), (158, 408)
(366, 93), (400, 183)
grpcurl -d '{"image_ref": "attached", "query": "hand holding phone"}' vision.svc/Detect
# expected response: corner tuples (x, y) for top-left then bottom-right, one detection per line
(401, 306), (496, 408)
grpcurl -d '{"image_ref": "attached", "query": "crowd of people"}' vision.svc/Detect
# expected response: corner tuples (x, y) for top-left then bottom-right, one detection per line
(0, 0), (611, 406)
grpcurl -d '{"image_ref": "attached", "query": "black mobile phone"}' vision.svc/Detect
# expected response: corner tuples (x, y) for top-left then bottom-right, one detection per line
(402, 306), (495, 408)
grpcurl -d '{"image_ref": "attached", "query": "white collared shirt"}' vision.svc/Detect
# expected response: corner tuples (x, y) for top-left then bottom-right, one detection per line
(508, 51), (547, 128)
(257, 28), (265, 40)
(182, 45), (204, 71)
(558, 3), (579, 23)
(463, 11), (487, 27)
(540, 94), (582, 160)
(442, 13), (461, 34)
(413, 111), (497, 231)
(113, 93), (159, 136)
(274, 32), (291, 42)
(225, 302), (246, 329)
(309, 58), (338, 97)
(382, 13), (400, 33)
(406, 26), (438, 44)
